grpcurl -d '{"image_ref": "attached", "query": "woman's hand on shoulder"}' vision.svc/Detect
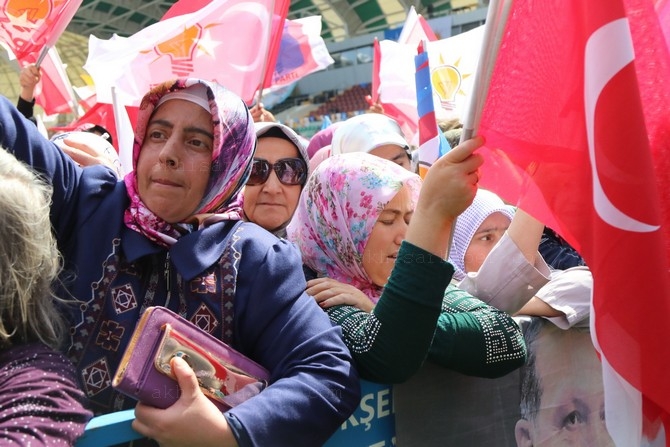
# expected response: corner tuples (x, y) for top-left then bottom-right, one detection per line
(306, 277), (374, 312)
(132, 357), (238, 447)
(58, 137), (122, 178)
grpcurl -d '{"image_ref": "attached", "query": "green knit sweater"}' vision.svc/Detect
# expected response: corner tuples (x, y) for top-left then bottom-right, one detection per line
(326, 241), (527, 384)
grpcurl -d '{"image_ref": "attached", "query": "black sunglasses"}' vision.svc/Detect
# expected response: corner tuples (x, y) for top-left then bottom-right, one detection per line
(247, 158), (308, 186)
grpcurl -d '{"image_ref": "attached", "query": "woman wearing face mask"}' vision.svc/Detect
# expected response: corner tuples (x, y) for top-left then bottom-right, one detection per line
(287, 146), (526, 384)
(0, 79), (359, 447)
(241, 122), (309, 238)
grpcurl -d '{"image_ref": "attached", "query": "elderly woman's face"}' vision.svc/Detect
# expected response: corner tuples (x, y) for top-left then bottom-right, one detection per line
(136, 99), (214, 223)
(243, 137), (303, 232)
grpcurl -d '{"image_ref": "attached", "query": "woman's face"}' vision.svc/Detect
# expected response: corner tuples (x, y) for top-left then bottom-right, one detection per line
(136, 99), (214, 223)
(362, 186), (414, 287)
(243, 137), (303, 232)
(464, 212), (511, 273)
(369, 144), (412, 171)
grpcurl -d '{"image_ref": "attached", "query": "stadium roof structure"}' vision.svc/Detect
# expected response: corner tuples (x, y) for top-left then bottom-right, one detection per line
(0, 0), (476, 112)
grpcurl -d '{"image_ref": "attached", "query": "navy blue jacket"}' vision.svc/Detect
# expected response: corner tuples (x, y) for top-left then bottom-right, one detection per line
(0, 96), (359, 446)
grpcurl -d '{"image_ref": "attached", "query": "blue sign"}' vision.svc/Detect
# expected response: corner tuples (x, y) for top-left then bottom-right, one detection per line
(324, 380), (396, 447)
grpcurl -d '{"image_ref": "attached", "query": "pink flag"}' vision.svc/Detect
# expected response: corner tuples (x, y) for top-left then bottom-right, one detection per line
(477, 0), (670, 444)
(0, 0), (82, 61)
(658, 0), (670, 50)
(160, 0), (290, 97)
(0, 0), (82, 115)
(84, 0), (288, 106)
(397, 5), (438, 45)
(268, 16), (333, 90)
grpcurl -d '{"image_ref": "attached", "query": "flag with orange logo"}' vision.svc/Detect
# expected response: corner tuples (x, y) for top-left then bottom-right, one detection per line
(0, 0), (82, 115)
(376, 23), (484, 145)
(84, 0), (288, 106)
(0, 0), (81, 61)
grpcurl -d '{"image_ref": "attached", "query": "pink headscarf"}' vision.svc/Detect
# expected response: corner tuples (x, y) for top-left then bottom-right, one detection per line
(305, 122), (342, 159)
(287, 152), (422, 302)
(123, 79), (255, 247)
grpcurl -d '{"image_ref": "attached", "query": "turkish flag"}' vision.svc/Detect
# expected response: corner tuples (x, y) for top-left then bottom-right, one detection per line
(477, 0), (670, 444)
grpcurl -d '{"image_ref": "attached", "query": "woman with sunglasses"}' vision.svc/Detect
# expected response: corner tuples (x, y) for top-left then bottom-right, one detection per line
(242, 122), (309, 238)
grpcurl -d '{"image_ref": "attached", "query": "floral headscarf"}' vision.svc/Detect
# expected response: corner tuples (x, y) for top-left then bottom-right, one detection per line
(124, 78), (255, 247)
(287, 152), (421, 302)
(449, 189), (516, 281)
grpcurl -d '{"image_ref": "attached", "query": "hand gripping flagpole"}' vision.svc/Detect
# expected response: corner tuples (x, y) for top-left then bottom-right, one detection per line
(460, 0), (514, 144)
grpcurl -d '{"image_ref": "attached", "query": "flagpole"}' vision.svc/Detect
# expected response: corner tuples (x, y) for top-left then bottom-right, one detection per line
(460, 0), (514, 143)
(35, 46), (50, 68)
(111, 86), (132, 176)
(254, 0), (278, 107)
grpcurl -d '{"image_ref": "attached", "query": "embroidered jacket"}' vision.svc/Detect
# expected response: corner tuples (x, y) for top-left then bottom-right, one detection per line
(0, 96), (359, 447)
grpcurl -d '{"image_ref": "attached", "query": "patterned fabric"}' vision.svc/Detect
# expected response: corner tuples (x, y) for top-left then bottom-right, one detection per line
(70, 222), (242, 413)
(429, 284), (527, 377)
(449, 189), (516, 281)
(0, 343), (92, 445)
(287, 152), (421, 302)
(440, 284), (526, 367)
(124, 78), (255, 247)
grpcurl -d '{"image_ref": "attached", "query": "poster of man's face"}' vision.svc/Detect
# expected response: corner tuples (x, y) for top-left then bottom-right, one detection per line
(514, 319), (614, 447)
(393, 317), (623, 447)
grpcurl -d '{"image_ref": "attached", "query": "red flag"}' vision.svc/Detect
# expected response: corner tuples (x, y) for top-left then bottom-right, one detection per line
(0, 0), (82, 61)
(370, 37), (381, 104)
(477, 0), (670, 444)
(51, 99), (139, 154)
(35, 46), (77, 115)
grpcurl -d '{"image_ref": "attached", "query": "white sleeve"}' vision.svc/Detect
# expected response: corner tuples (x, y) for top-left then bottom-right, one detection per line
(537, 266), (592, 329)
(457, 232), (551, 314)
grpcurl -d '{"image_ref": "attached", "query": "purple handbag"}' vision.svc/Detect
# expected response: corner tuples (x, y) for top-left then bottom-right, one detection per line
(112, 306), (269, 411)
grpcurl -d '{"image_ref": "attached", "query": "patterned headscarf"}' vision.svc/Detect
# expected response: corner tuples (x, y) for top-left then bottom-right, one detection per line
(124, 78), (255, 247)
(449, 189), (516, 281)
(287, 152), (422, 302)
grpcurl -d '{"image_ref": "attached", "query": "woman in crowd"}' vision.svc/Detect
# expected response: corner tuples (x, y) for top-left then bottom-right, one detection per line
(329, 113), (415, 171)
(393, 189), (594, 446)
(0, 149), (92, 444)
(450, 189), (592, 328)
(1, 78), (359, 447)
(241, 122), (309, 238)
(287, 146), (526, 384)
